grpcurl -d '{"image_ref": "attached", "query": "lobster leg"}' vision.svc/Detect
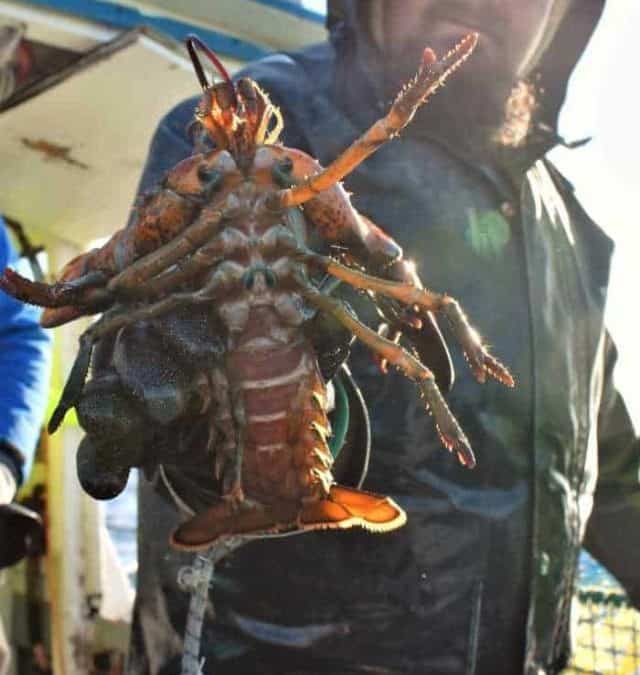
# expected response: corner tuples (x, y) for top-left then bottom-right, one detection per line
(225, 384), (247, 505)
(210, 368), (246, 505)
(298, 282), (476, 468)
(270, 33), (477, 209)
(0, 268), (109, 308)
(301, 250), (513, 388)
(211, 369), (234, 481)
(106, 204), (226, 294)
(264, 150), (455, 390)
(88, 296), (198, 343)
(1, 200), (229, 321)
(0, 152), (229, 327)
(4, 198), (239, 323)
(120, 227), (248, 299)
(49, 263), (244, 430)
(86, 261), (244, 343)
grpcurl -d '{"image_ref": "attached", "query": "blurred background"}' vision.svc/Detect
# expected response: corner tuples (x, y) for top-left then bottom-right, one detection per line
(0, 1), (638, 673)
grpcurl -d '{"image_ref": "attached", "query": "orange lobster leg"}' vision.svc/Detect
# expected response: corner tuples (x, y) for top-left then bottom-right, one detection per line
(106, 203), (226, 294)
(269, 146), (403, 265)
(301, 250), (513, 388)
(72, 152), (218, 279)
(270, 33), (478, 209)
(299, 283), (476, 468)
(265, 146), (455, 390)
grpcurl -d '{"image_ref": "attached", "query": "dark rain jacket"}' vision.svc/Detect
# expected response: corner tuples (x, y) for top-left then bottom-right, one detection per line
(128, 1), (640, 673)
(0, 221), (50, 486)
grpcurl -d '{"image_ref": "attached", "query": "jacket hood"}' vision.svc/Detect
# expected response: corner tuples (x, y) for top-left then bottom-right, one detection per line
(326, 0), (605, 139)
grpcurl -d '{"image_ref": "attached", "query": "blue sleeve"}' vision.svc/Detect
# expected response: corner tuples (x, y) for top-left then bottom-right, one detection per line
(0, 219), (52, 484)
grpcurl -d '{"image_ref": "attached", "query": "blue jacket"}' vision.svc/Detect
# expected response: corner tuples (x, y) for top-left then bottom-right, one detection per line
(0, 219), (51, 484)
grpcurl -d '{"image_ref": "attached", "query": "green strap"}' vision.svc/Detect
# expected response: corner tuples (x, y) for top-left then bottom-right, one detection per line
(328, 374), (349, 459)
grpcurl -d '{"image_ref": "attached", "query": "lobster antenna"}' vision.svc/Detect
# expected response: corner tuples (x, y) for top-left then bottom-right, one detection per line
(185, 34), (233, 91)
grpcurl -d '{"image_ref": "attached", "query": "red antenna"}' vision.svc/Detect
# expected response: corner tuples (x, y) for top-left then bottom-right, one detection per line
(185, 34), (233, 90)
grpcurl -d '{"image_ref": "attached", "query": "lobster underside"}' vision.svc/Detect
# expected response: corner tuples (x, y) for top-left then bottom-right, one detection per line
(0, 33), (514, 550)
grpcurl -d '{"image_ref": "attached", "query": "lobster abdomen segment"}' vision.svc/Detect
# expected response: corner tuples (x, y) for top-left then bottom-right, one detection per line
(227, 339), (334, 503)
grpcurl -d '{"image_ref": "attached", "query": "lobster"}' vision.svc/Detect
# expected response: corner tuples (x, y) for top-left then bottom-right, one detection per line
(0, 33), (513, 551)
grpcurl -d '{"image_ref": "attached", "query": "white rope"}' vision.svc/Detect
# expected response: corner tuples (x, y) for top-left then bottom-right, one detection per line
(176, 525), (313, 674)
(178, 537), (248, 675)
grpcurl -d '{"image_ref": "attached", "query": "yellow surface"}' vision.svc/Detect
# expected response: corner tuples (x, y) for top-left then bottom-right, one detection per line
(564, 597), (640, 675)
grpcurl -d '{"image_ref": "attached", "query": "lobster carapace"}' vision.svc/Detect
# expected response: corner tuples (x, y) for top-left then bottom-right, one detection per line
(0, 33), (513, 550)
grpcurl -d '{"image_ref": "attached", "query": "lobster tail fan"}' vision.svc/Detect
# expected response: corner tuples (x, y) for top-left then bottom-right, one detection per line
(299, 485), (407, 533)
(170, 485), (406, 551)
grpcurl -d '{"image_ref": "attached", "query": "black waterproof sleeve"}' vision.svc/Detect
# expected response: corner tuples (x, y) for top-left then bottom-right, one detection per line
(584, 334), (640, 608)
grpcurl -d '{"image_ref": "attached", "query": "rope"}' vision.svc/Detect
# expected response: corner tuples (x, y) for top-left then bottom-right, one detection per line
(165, 472), (313, 673)
(176, 525), (312, 674)
(178, 537), (248, 675)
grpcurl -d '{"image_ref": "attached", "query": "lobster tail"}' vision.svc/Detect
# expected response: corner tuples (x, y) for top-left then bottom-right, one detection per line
(170, 485), (406, 551)
(169, 338), (407, 552)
